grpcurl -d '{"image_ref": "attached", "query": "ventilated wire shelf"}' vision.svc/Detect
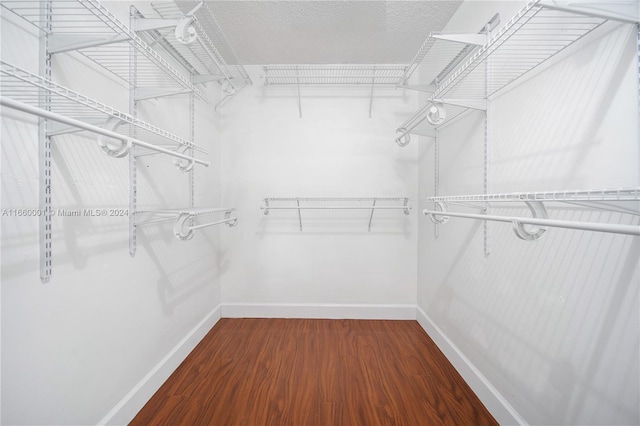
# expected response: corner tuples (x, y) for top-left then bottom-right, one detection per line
(0, 0), (208, 102)
(398, 0), (607, 132)
(263, 65), (408, 86)
(146, 3), (235, 84)
(0, 61), (207, 153)
(261, 197), (411, 231)
(173, 0), (252, 90)
(398, 33), (483, 89)
(263, 197), (411, 205)
(440, 7), (605, 99)
(426, 188), (640, 203)
(424, 188), (640, 239)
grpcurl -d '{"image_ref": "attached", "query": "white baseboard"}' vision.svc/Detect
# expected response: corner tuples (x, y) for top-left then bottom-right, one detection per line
(416, 307), (526, 426)
(221, 303), (417, 320)
(98, 305), (222, 426)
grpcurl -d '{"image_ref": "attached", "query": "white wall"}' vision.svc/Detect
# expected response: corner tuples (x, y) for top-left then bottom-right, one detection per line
(418, 2), (639, 425)
(219, 67), (418, 316)
(1, 2), (224, 424)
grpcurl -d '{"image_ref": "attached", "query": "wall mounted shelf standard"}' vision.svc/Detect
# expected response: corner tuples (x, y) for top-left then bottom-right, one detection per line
(135, 208), (238, 241)
(262, 65), (408, 117)
(424, 188), (640, 240)
(261, 197), (411, 231)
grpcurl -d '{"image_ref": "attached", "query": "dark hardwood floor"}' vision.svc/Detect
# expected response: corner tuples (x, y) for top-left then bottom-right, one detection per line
(130, 318), (497, 426)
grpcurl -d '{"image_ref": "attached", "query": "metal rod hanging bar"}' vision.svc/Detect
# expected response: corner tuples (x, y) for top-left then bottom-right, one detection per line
(189, 216), (237, 231)
(426, 188), (640, 203)
(0, 97), (210, 166)
(422, 209), (640, 236)
(261, 206), (412, 210)
(135, 208), (235, 222)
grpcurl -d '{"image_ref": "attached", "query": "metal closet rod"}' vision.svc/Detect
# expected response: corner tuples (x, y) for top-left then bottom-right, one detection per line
(263, 206), (410, 210)
(0, 97), (209, 167)
(134, 207), (238, 240)
(422, 209), (640, 236)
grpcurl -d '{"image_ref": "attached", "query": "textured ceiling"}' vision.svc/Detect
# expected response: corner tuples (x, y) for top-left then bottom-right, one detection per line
(202, 1), (464, 64)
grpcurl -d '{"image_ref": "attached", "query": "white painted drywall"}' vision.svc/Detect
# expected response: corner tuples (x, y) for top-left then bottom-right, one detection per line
(1, 2), (224, 424)
(219, 66), (418, 310)
(417, 2), (640, 425)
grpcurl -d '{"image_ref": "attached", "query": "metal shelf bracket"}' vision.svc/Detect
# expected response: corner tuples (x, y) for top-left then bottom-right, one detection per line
(432, 33), (487, 46)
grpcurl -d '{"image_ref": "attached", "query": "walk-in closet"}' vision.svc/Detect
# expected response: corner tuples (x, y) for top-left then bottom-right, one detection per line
(1, 0), (638, 424)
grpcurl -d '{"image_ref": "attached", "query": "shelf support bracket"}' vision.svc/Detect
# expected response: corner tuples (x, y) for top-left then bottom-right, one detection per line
(400, 84), (436, 93)
(409, 127), (437, 138)
(369, 67), (375, 118)
(539, 0), (639, 24)
(192, 74), (228, 84)
(368, 198), (377, 232)
(135, 87), (191, 101)
(48, 34), (130, 54)
(47, 122), (82, 137)
(133, 18), (180, 32)
(432, 98), (487, 111)
(296, 66), (302, 118)
(297, 199), (302, 231)
(432, 33), (487, 46)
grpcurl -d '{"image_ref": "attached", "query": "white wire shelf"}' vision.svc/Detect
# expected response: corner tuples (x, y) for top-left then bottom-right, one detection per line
(427, 188), (640, 203)
(424, 188), (640, 240)
(172, 1), (252, 89)
(397, 14), (501, 90)
(135, 207), (238, 240)
(0, 0), (208, 103)
(263, 65), (408, 117)
(133, 1), (251, 104)
(396, 0), (609, 142)
(0, 61), (208, 156)
(263, 65), (408, 86)
(261, 197), (411, 231)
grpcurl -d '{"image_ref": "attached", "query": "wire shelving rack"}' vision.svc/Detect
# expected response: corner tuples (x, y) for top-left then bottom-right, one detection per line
(0, 61), (208, 157)
(261, 197), (411, 232)
(424, 188), (640, 240)
(135, 1), (252, 108)
(0, 0), (209, 102)
(396, 0), (610, 142)
(135, 207), (238, 240)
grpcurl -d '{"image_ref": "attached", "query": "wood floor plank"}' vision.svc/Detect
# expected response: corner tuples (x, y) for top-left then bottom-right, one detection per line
(130, 319), (497, 426)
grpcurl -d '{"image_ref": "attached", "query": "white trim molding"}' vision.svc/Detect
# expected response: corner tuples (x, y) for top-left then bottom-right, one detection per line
(416, 307), (527, 426)
(221, 303), (417, 320)
(98, 305), (222, 425)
